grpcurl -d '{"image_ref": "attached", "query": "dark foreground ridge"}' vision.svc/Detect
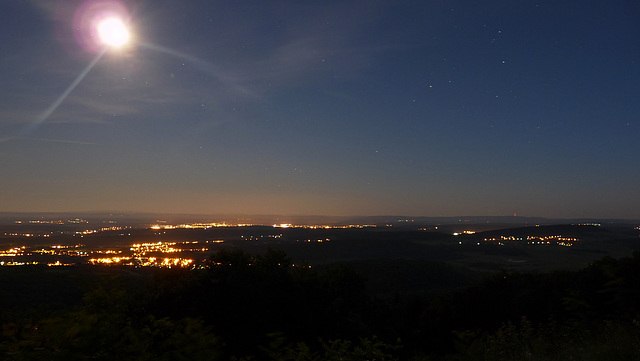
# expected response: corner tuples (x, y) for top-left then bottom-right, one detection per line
(1, 242), (640, 360)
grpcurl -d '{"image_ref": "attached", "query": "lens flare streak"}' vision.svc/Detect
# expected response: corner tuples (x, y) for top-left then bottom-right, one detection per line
(28, 48), (107, 132)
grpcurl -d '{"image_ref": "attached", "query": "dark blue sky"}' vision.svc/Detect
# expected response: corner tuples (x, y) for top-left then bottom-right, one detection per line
(1, 0), (639, 218)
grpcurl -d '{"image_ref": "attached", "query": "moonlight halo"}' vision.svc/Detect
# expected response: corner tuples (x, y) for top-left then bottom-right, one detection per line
(97, 17), (129, 46)
(19, 0), (133, 138)
(71, 0), (131, 53)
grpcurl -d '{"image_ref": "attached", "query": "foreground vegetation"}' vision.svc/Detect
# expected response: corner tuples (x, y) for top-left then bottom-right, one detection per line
(1, 248), (639, 360)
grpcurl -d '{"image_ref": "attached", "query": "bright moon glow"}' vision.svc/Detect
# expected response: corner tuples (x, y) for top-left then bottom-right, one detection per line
(97, 18), (129, 46)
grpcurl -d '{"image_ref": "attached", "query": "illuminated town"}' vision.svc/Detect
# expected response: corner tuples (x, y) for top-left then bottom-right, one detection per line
(0, 218), (606, 267)
(481, 235), (580, 247)
(0, 220), (380, 267)
(0, 239), (219, 267)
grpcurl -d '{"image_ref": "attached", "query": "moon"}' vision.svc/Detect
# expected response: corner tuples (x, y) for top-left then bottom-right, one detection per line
(97, 18), (129, 47)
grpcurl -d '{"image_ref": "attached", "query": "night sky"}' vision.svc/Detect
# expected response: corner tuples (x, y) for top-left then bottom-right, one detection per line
(1, 0), (639, 219)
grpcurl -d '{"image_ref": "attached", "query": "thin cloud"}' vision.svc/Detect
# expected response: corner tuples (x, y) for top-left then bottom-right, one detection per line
(227, 1), (389, 92)
(14, 136), (98, 145)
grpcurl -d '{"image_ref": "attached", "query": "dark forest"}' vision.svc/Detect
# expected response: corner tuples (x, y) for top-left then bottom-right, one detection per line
(1, 245), (640, 360)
